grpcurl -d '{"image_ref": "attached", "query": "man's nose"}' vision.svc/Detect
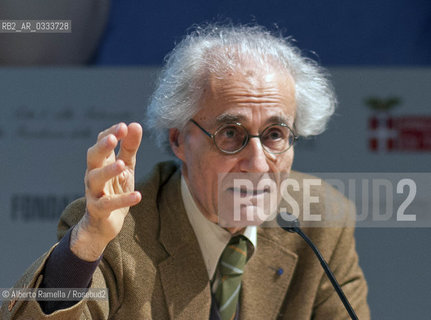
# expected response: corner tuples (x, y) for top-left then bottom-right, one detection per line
(238, 137), (272, 173)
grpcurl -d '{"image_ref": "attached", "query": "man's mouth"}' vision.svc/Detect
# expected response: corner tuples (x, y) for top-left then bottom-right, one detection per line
(227, 186), (271, 196)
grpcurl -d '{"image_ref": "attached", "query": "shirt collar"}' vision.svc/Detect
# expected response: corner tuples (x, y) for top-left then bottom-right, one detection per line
(181, 174), (257, 280)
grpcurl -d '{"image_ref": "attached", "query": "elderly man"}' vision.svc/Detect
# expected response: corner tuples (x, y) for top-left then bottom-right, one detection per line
(1, 24), (370, 319)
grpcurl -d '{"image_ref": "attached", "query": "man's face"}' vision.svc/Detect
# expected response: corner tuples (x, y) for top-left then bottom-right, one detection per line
(172, 67), (296, 233)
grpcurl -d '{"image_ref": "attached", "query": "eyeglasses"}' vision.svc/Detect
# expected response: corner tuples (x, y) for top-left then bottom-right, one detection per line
(189, 119), (297, 155)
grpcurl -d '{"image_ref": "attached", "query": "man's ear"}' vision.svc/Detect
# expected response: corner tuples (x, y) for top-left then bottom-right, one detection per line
(169, 128), (185, 161)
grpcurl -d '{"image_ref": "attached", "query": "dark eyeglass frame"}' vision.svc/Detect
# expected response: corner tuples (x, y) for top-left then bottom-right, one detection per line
(189, 119), (298, 155)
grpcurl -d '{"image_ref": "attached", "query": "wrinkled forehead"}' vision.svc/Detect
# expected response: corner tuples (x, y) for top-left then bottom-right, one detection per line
(195, 69), (296, 127)
(190, 45), (296, 125)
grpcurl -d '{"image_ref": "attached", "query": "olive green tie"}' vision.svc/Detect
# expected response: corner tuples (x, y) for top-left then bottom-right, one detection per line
(214, 235), (248, 320)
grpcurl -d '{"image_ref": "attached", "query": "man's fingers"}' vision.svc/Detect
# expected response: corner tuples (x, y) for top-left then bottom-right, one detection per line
(117, 122), (143, 168)
(87, 191), (142, 216)
(86, 160), (126, 196)
(88, 123), (141, 170)
(88, 122), (128, 170)
(97, 123), (127, 142)
(87, 134), (119, 171)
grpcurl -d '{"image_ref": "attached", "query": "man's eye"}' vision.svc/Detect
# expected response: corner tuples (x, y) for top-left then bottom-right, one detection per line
(221, 126), (239, 138)
(266, 128), (284, 140)
(225, 129), (235, 138)
(269, 131), (281, 139)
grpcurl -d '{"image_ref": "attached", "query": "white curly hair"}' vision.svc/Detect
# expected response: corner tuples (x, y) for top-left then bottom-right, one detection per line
(145, 23), (336, 153)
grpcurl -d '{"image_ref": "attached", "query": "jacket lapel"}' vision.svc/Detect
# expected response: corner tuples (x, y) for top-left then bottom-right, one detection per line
(150, 164), (299, 320)
(157, 170), (212, 320)
(240, 227), (298, 320)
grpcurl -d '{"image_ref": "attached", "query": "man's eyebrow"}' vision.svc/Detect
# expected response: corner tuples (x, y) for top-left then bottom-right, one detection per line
(265, 115), (291, 125)
(215, 113), (247, 124)
(214, 114), (293, 126)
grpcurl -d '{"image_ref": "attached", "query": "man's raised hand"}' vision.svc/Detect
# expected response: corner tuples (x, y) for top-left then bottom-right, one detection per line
(70, 122), (143, 261)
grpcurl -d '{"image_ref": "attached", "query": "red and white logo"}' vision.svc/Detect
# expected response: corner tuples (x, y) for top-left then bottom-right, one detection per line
(366, 97), (431, 152)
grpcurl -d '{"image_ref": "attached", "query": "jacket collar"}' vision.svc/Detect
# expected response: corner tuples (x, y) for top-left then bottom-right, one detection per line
(158, 169), (212, 320)
(156, 163), (299, 320)
(240, 226), (298, 320)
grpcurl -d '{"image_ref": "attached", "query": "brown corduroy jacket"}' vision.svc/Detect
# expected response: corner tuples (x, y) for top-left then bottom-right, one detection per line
(1, 161), (370, 319)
